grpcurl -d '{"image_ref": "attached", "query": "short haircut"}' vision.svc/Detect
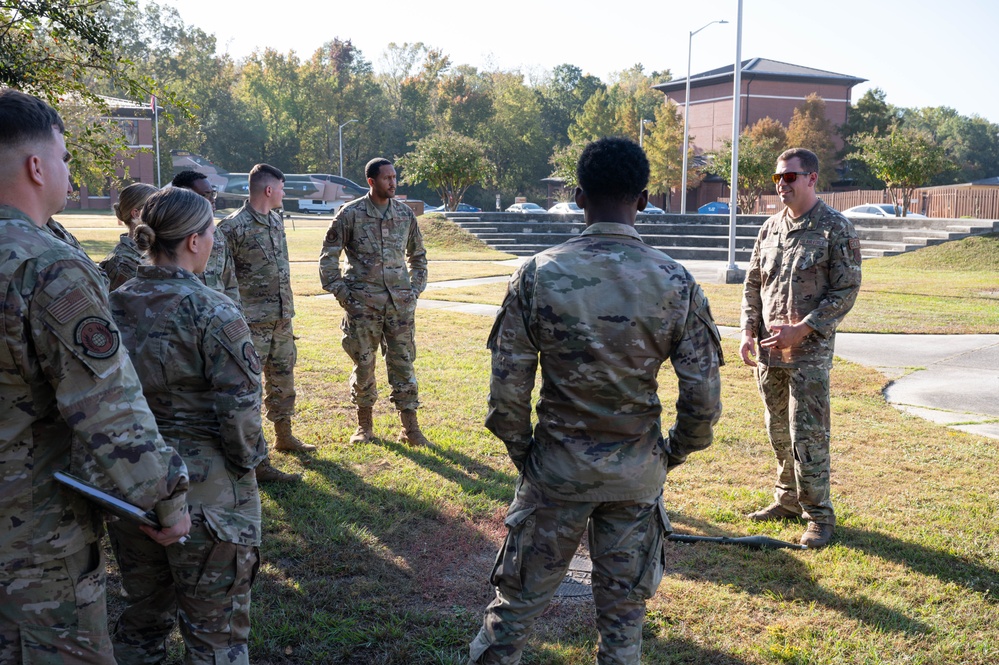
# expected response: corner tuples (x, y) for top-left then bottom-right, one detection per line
(248, 163), (284, 194)
(171, 170), (209, 190)
(577, 137), (649, 204)
(365, 158), (393, 181)
(134, 188), (214, 261)
(778, 147), (819, 174)
(0, 89), (65, 148)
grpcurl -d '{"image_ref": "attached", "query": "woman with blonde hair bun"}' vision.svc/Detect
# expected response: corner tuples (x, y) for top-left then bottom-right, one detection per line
(107, 186), (265, 665)
(99, 182), (158, 289)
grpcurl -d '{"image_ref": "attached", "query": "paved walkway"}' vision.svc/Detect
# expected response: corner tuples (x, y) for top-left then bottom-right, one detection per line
(410, 258), (999, 440)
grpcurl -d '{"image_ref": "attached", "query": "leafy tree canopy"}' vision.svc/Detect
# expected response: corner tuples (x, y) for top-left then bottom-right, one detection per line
(397, 130), (494, 210)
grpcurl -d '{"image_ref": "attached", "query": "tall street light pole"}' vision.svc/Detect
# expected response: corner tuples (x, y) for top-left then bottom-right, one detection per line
(680, 18), (727, 215)
(723, 0), (746, 283)
(338, 119), (358, 177)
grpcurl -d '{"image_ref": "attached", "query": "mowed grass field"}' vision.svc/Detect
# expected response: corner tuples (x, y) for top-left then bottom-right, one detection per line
(61, 211), (999, 664)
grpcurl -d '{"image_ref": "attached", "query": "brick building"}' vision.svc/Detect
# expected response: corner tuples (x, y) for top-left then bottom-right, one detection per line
(653, 59), (865, 210)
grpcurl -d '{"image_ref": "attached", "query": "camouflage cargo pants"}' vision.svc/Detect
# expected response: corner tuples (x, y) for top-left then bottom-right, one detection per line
(469, 479), (669, 665)
(0, 542), (114, 664)
(340, 297), (419, 411)
(756, 363), (834, 524)
(249, 319), (297, 423)
(108, 516), (259, 665)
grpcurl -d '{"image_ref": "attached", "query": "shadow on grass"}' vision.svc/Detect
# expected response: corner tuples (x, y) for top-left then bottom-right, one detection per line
(665, 513), (930, 636)
(837, 525), (999, 601)
(378, 437), (518, 506)
(252, 456), (496, 664)
(641, 635), (753, 665)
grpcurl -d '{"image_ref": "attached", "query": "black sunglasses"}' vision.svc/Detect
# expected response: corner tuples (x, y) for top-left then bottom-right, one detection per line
(772, 171), (812, 184)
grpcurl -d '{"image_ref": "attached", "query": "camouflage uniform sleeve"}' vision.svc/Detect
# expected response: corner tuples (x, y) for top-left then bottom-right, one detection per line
(99, 251), (137, 292)
(205, 305), (267, 471)
(406, 210), (428, 295)
(319, 209), (348, 298)
(800, 220), (863, 337)
(740, 228), (765, 335)
(32, 255), (189, 526)
(667, 282), (723, 472)
(484, 263), (538, 470)
(220, 239), (242, 308)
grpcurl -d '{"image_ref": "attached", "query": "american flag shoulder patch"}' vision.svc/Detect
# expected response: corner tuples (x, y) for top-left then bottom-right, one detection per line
(48, 288), (90, 324)
(223, 318), (250, 342)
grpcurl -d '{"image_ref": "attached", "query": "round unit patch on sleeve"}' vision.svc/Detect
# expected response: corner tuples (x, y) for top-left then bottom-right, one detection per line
(243, 341), (262, 374)
(74, 317), (120, 359)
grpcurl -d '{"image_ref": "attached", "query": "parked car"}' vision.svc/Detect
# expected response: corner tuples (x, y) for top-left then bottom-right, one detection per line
(548, 201), (582, 215)
(423, 204), (444, 213)
(842, 204), (926, 218)
(505, 202), (546, 213)
(640, 203), (666, 215)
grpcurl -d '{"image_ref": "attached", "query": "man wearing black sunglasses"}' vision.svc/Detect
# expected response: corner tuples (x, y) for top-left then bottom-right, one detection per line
(739, 148), (862, 549)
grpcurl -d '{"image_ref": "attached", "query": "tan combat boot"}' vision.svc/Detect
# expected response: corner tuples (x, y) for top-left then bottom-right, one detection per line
(800, 522), (835, 549)
(398, 410), (430, 447)
(255, 458), (300, 483)
(274, 419), (316, 452)
(747, 502), (801, 522)
(350, 407), (374, 444)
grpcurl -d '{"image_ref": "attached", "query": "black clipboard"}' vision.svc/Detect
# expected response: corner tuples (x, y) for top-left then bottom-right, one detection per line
(54, 471), (160, 528)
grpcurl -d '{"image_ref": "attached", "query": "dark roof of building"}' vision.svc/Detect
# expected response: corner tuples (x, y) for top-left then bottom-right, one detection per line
(653, 58), (866, 94)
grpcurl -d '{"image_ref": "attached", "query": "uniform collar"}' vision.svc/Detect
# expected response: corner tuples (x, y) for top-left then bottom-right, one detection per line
(363, 193), (396, 219)
(136, 264), (199, 281)
(242, 202), (274, 226)
(580, 222), (643, 240)
(0, 204), (36, 227)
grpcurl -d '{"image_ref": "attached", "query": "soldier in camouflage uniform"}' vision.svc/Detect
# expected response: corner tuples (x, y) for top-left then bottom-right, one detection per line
(319, 158), (430, 446)
(740, 148), (862, 549)
(469, 138), (723, 665)
(0, 89), (190, 664)
(172, 170), (241, 307)
(220, 163), (310, 483)
(107, 187), (266, 665)
(99, 182), (158, 290)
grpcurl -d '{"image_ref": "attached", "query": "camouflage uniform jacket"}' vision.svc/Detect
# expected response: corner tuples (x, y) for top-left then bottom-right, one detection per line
(110, 265), (266, 546)
(199, 227), (242, 308)
(0, 206), (189, 570)
(100, 233), (143, 291)
(740, 199), (862, 368)
(319, 194), (428, 307)
(218, 203), (293, 324)
(486, 222), (724, 502)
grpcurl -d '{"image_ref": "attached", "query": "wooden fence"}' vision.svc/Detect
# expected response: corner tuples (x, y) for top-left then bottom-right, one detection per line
(754, 187), (999, 220)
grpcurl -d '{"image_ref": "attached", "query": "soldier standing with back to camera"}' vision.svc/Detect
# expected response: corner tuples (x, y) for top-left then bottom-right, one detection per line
(0, 89), (190, 663)
(469, 137), (723, 664)
(319, 157), (431, 446)
(108, 187), (266, 665)
(741, 147), (862, 549)
(220, 163), (312, 483)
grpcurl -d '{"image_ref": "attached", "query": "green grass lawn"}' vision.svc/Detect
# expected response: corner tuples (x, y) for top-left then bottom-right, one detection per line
(63, 212), (999, 663)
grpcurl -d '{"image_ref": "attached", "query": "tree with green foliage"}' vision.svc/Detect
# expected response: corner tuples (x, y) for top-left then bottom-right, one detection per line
(536, 63), (605, 148)
(1, 0), (191, 190)
(643, 100), (702, 207)
(548, 143), (582, 194)
(785, 94), (837, 191)
(902, 106), (999, 185)
(708, 124), (785, 213)
(838, 88), (901, 188)
(849, 123), (956, 216)
(476, 72), (547, 201)
(397, 131), (494, 211)
(568, 88), (618, 145)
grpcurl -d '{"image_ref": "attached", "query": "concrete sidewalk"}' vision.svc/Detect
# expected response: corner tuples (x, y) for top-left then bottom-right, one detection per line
(413, 257), (999, 440)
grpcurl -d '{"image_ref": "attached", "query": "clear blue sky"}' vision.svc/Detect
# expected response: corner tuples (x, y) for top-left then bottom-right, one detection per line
(168, 0), (999, 124)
